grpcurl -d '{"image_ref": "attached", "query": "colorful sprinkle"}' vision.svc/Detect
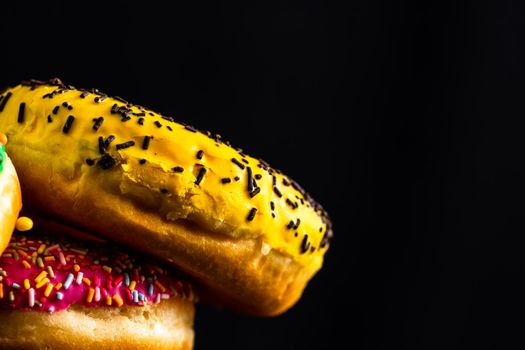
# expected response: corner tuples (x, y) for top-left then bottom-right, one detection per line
(28, 288), (35, 307)
(63, 273), (74, 290)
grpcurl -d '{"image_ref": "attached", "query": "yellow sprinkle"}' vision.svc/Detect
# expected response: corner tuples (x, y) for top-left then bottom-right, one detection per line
(22, 260), (31, 269)
(73, 264), (80, 272)
(112, 294), (124, 307)
(18, 250), (28, 258)
(44, 256), (55, 262)
(47, 266), (55, 279)
(106, 295), (112, 306)
(0, 283), (3, 299)
(129, 280), (136, 292)
(37, 244), (46, 254)
(34, 270), (48, 283)
(15, 217), (33, 232)
(154, 280), (167, 293)
(102, 265), (112, 273)
(36, 257), (44, 268)
(36, 278), (49, 289)
(23, 279), (30, 290)
(82, 277), (91, 286)
(54, 283), (63, 290)
(44, 283), (54, 297)
(87, 288), (95, 303)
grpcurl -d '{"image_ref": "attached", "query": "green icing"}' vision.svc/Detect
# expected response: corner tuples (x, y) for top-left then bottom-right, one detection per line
(0, 144), (5, 173)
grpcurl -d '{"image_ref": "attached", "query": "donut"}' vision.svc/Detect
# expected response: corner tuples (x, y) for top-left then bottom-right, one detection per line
(0, 133), (22, 255)
(0, 79), (333, 316)
(0, 233), (195, 349)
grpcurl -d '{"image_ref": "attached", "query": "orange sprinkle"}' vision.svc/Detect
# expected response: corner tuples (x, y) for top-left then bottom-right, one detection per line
(106, 295), (112, 306)
(22, 260), (31, 269)
(73, 264), (80, 272)
(112, 294), (124, 307)
(86, 288), (95, 303)
(44, 283), (54, 297)
(0, 132), (8, 145)
(102, 265), (112, 273)
(129, 280), (136, 292)
(154, 280), (167, 293)
(54, 283), (63, 290)
(44, 256), (55, 262)
(82, 277), (91, 286)
(18, 250), (28, 258)
(0, 283), (3, 299)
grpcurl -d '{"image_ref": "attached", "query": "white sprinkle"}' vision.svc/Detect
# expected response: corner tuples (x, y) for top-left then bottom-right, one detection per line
(94, 287), (101, 302)
(63, 273), (74, 290)
(155, 294), (161, 304)
(75, 272), (83, 285)
(28, 288), (35, 307)
(161, 293), (170, 300)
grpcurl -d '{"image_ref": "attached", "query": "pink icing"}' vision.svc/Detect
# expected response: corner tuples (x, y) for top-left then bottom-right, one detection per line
(0, 234), (193, 312)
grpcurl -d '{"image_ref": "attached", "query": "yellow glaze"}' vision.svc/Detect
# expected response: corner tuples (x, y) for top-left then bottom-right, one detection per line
(0, 82), (331, 267)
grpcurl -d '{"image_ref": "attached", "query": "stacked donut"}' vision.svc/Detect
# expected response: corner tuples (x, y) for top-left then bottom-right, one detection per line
(0, 79), (333, 349)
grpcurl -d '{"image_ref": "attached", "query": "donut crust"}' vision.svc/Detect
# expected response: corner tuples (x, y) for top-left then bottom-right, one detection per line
(0, 298), (195, 350)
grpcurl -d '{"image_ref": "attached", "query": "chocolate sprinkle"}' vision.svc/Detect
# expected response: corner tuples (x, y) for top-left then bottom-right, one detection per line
(104, 135), (116, 149)
(80, 91), (90, 98)
(161, 188), (168, 194)
(221, 178), (231, 184)
(98, 136), (105, 154)
(270, 201), (275, 211)
(234, 176), (240, 181)
(139, 159), (147, 165)
(231, 158), (245, 170)
(273, 187), (283, 198)
(194, 167), (207, 185)
(52, 106), (60, 114)
(172, 166), (184, 173)
(47, 115), (53, 123)
(300, 235), (310, 254)
(142, 136), (151, 150)
(92, 117), (104, 131)
(94, 95), (107, 103)
(85, 158), (95, 166)
(196, 150), (204, 160)
(116, 140), (135, 150)
(184, 125), (197, 133)
(247, 208), (257, 221)
(0, 91), (13, 112)
(154, 121), (162, 128)
(249, 187), (261, 198)
(62, 115), (75, 133)
(17, 103), (25, 123)
(138, 118), (145, 125)
(255, 174), (262, 180)
(97, 154), (117, 169)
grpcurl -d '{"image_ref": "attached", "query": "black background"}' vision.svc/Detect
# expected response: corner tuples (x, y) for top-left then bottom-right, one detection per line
(1, 1), (524, 349)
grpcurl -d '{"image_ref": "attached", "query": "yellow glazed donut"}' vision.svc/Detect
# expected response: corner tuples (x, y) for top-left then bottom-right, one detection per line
(0, 132), (22, 255)
(0, 79), (333, 316)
